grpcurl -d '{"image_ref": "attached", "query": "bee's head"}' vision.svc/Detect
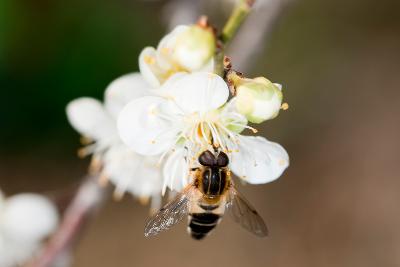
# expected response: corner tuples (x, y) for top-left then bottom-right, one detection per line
(198, 150), (229, 167)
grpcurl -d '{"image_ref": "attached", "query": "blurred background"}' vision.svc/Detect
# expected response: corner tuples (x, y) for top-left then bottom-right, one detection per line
(1, 0), (400, 266)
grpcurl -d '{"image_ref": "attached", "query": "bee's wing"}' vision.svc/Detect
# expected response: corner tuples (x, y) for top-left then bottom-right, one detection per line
(226, 185), (268, 237)
(144, 185), (195, 237)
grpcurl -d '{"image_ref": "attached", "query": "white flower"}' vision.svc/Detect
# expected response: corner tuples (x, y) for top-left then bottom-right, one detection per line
(0, 191), (58, 267)
(66, 73), (163, 208)
(139, 25), (215, 88)
(118, 72), (289, 192)
(235, 77), (283, 123)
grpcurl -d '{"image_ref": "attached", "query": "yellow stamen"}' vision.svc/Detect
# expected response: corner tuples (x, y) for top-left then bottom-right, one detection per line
(161, 47), (170, 55)
(144, 55), (155, 65)
(197, 125), (203, 138)
(281, 102), (289, 110)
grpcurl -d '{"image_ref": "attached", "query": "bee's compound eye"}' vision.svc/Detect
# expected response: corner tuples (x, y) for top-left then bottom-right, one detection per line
(217, 152), (229, 167)
(198, 150), (216, 166)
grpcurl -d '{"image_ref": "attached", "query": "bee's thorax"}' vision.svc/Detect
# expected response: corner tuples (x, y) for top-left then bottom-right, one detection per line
(199, 167), (228, 197)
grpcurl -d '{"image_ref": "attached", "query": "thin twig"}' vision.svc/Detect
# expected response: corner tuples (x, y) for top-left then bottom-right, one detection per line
(27, 175), (109, 267)
(221, 0), (255, 45)
(214, 0), (255, 75)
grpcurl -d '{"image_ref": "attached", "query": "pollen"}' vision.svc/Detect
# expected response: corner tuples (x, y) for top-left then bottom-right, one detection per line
(279, 159), (286, 166)
(281, 102), (289, 110)
(161, 47), (170, 55)
(149, 107), (157, 115)
(165, 95), (176, 101)
(197, 125), (203, 138)
(144, 55), (155, 65)
(208, 73), (216, 79)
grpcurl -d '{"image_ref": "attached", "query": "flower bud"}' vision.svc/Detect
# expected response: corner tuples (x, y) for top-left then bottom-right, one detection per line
(235, 77), (283, 124)
(172, 25), (216, 71)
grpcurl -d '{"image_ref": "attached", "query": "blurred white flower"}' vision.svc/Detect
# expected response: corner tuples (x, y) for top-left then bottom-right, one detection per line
(118, 72), (289, 192)
(139, 25), (215, 87)
(66, 73), (163, 208)
(0, 191), (58, 267)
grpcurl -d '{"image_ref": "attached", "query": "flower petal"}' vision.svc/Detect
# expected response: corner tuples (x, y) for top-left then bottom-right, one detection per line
(220, 98), (248, 134)
(156, 25), (188, 69)
(162, 147), (189, 193)
(104, 73), (153, 118)
(139, 47), (162, 88)
(117, 96), (178, 155)
(103, 144), (162, 198)
(130, 156), (163, 197)
(160, 72), (229, 114)
(66, 97), (115, 140)
(0, 237), (39, 267)
(230, 136), (289, 184)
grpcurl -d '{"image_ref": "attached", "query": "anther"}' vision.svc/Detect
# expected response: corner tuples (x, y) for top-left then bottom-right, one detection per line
(77, 148), (87, 158)
(161, 47), (170, 55)
(144, 55), (155, 65)
(80, 136), (92, 145)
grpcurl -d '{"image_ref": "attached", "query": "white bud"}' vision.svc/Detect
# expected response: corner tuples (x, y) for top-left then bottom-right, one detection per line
(235, 77), (283, 124)
(2, 194), (59, 243)
(172, 25), (216, 70)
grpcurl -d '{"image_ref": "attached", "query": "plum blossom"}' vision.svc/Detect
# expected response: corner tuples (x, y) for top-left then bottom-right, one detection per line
(0, 191), (58, 267)
(139, 24), (215, 88)
(66, 73), (163, 209)
(118, 72), (289, 193)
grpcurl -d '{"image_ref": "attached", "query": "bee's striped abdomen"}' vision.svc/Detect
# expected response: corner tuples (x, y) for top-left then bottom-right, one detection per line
(188, 213), (220, 240)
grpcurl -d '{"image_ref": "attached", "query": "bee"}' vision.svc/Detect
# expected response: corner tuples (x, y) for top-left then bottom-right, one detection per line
(144, 150), (268, 239)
